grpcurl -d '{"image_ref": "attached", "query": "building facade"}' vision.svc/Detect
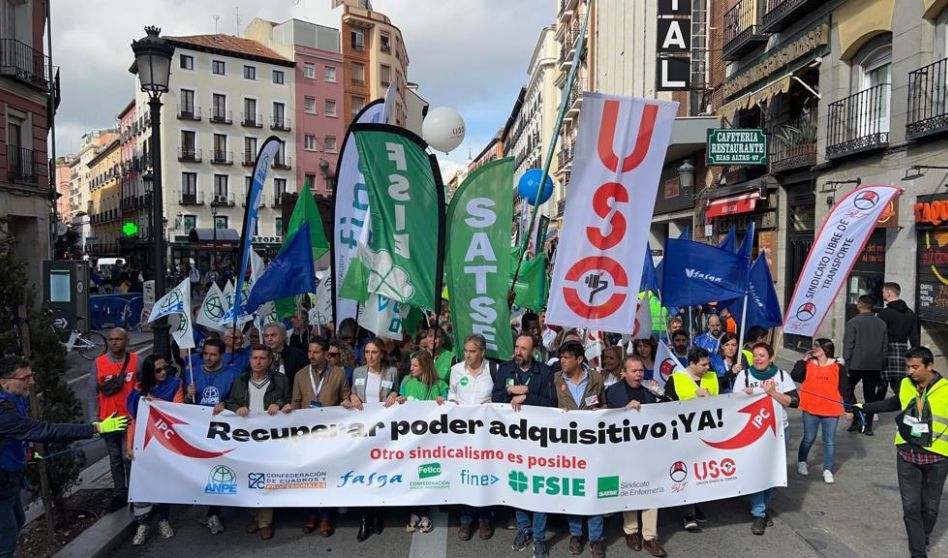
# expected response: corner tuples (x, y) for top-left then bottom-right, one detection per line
(54, 155), (74, 223)
(87, 139), (121, 257)
(69, 129), (119, 253)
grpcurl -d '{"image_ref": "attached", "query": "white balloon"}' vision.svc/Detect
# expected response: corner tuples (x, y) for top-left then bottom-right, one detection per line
(422, 106), (466, 153)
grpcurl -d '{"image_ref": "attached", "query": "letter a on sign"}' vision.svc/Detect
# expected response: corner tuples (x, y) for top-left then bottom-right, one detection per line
(547, 94), (678, 333)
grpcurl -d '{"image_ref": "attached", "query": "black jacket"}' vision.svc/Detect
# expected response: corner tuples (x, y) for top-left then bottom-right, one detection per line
(273, 346), (308, 386)
(843, 313), (888, 370)
(605, 381), (667, 409)
(491, 360), (557, 408)
(878, 300), (920, 347)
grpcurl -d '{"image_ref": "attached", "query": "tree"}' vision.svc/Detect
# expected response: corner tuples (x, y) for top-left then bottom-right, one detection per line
(0, 219), (86, 527)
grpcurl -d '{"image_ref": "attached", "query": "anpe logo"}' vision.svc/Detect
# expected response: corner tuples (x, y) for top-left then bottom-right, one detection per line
(597, 476), (619, 499)
(669, 461), (688, 483)
(418, 463), (442, 479)
(693, 458), (737, 481)
(205, 465), (237, 495)
(508, 470), (586, 496)
(508, 471), (528, 493)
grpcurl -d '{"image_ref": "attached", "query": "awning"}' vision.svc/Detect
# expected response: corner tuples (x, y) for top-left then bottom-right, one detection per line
(187, 228), (240, 242)
(706, 191), (761, 219)
(719, 74), (793, 122)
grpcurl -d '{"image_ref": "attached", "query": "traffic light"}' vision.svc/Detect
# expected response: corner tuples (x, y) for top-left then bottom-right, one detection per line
(122, 221), (139, 237)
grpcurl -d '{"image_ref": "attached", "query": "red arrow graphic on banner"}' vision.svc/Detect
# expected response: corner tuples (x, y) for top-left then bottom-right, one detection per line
(144, 404), (233, 459)
(702, 397), (777, 450)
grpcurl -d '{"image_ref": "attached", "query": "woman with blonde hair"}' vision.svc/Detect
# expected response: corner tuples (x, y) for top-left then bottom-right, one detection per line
(600, 345), (625, 387)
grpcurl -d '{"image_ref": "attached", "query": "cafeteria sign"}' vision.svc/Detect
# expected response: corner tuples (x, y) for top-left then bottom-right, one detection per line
(707, 129), (767, 166)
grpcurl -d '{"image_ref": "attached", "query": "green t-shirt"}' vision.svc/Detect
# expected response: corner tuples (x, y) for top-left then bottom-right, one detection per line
(400, 376), (448, 401)
(434, 351), (456, 382)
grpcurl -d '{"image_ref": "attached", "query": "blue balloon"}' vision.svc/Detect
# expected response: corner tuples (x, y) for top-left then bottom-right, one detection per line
(517, 168), (554, 205)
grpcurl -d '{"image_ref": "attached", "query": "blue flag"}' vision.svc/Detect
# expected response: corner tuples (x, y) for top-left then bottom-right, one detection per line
(738, 222), (755, 262)
(718, 225), (737, 253)
(678, 225), (691, 240)
(640, 249), (660, 293)
(725, 254), (782, 328)
(245, 224), (316, 314)
(661, 238), (749, 307)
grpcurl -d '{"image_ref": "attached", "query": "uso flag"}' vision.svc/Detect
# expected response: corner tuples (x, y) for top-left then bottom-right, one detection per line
(784, 185), (902, 336)
(547, 93), (678, 333)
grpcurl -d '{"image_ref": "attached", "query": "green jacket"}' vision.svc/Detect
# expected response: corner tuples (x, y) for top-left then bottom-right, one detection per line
(400, 376), (448, 401)
(225, 371), (288, 412)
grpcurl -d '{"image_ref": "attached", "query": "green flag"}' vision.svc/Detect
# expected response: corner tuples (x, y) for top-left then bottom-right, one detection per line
(351, 125), (443, 310)
(511, 253), (548, 311)
(445, 158), (514, 361)
(275, 183), (329, 318)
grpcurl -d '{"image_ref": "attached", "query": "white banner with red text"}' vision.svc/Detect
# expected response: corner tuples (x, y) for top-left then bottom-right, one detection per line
(547, 93), (678, 333)
(783, 185), (902, 337)
(128, 395), (786, 514)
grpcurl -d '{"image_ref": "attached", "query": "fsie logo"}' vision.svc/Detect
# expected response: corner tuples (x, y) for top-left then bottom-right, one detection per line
(669, 461), (688, 483)
(205, 465), (237, 495)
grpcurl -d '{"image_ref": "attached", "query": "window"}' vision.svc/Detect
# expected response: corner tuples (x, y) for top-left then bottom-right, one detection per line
(275, 217), (283, 236)
(304, 63), (316, 79)
(244, 137), (257, 162)
(304, 96), (316, 114)
(272, 102), (286, 127)
(351, 96), (365, 116)
(182, 172), (197, 195)
(245, 176), (252, 195)
(325, 99), (337, 117)
(179, 54), (193, 70)
(351, 62), (365, 85)
(325, 66), (336, 82)
(214, 174), (228, 198)
(380, 31), (391, 53)
(853, 39), (893, 136)
(304, 134), (317, 150)
(213, 134), (227, 160)
(243, 65), (256, 80)
(304, 173), (317, 190)
(215, 215), (228, 230)
(212, 60), (225, 75)
(350, 28), (365, 51)
(183, 215), (197, 233)
(380, 64), (391, 86)
(274, 178), (287, 198)
(180, 89), (195, 115)
(325, 135), (337, 152)
(273, 70), (285, 84)
(243, 98), (258, 125)
(212, 94), (227, 120)
(180, 130), (196, 152)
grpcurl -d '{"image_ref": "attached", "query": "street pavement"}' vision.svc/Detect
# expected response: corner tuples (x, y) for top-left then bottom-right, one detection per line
(107, 407), (948, 558)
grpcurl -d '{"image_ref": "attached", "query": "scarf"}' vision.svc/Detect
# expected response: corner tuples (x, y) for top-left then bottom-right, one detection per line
(750, 363), (779, 382)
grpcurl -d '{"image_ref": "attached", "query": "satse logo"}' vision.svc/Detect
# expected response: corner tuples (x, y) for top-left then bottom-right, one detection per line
(685, 268), (723, 283)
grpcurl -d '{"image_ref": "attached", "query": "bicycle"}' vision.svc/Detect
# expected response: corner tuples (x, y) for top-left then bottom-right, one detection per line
(52, 312), (107, 361)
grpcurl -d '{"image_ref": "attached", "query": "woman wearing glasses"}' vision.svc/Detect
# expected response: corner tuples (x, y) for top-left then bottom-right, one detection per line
(125, 354), (184, 546)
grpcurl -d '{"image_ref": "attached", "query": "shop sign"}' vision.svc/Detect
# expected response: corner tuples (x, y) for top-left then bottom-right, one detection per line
(722, 24), (829, 99)
(656, 0), (690, 91)
(915, 194), (948, 228)
(707, 129), (767, 165)
(252, 235), (283, 244)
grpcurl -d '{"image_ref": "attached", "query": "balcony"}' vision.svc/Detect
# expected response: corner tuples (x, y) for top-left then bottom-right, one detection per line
(241, 112), (263, 128)
(177, 147), (202, 163)
(209, 109), (232, 124)
(0, 38), (50, 91)
(271, 116), (292, 132)
(210, 193), (235, 207)
(178, 190), (204, 206)
(272, 155), (292, 170)
(242, 151), (257, 167)
(6, 146), (43, 185)
(557, 198), (566, 218)
(826, 84), (891, 159)
(557, 142), (573, 171)
(907, 57), (948, 140)
(211, 150), (233, 165)
(565, 77), (586, 121)
(723, 1), (768, 61)
(770, 113), (818, 173)
(271, 192), (287, 207)
(558, 0), (577, 21)
(177, 105), (201, 121)
(761, 0), (824, 33)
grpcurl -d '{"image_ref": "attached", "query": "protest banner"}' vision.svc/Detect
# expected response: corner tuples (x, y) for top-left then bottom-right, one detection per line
(129, 394), (786, 514)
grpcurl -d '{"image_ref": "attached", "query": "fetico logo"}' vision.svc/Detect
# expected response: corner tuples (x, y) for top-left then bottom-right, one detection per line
(597, 476), (619, 499)
(508, 470), (586, 496)
(205, 465), (237, 495)
(853, 190), (880, 210)
(418, 463), (442, 479)
(693, 458), (737, 481)
(795, 302), (817, 322)
(669, 461), (688, 483)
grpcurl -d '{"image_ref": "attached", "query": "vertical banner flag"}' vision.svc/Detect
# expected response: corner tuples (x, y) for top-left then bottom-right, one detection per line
(331, 100), (388, 325)
(148, 277), (194, 349)
(233, 137), (283, 325)
(661, 238), (749, 307)
(349, 124), (445, 311)
(445, 158), (515, 360)
(784, 185), (902, 336)
(547, 94), (679, 332)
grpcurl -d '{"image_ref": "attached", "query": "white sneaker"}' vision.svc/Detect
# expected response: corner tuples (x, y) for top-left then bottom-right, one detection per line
(823, 469), (835, 484)
(207, 514), (224, 534)
(158, 519), (175, 539)
(797, 462), (809, 476)
(132, 524), (149, 546)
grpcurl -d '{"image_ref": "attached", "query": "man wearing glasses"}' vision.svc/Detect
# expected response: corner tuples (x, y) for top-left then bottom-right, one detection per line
(87, 327), (140, 512)
(0, 356), (127, 558)
(221, 327), (250, 374)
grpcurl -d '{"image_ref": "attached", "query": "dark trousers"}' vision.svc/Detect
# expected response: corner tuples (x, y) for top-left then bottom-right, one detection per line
(0, 483), (24, 558)
(848, 369), (882, 429)
(103, 431), (130, 495)
(878, 379), (903, 400)
(897, 454), (948, 557)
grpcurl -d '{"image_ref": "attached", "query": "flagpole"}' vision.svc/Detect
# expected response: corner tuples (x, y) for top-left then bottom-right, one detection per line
(509, 0), (593, 304)
(737, 293), (749, 356)
(187, 356), (195, 404)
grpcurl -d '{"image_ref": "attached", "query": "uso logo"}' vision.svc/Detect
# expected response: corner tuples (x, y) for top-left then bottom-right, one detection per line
(853, 190), (880, 211)
(669, 461), (688, 483)
(795, 302), (817, 322)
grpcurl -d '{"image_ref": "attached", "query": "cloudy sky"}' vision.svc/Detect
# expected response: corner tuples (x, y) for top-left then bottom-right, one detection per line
(51, 0), (555, 175)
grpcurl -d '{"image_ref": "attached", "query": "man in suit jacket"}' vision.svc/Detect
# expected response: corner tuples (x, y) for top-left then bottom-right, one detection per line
(262, 322), (308, 387)
(843, 295), (888, 435)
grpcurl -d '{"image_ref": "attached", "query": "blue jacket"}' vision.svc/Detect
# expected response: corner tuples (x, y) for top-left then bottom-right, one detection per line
(491, 360), (557, 408)
(0, 392), (95, 474)
(191, 363), (242, 406)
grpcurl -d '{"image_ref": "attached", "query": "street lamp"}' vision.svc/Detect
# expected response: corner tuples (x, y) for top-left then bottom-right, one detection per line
(132, 26), (174, 359)
(678, 159), (696, 198)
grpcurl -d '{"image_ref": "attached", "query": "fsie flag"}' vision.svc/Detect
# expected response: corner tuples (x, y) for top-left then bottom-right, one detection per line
(547, 93), (678, 333)
(783, 185), (902, 336)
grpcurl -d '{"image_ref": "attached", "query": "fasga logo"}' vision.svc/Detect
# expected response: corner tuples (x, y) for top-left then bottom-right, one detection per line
(795, 302), (817, 322)
(693, 458), (737, 481)
(669, 461), (688, 483)
(205, 464), (237, 494)
(337, 470), (403, 488)
(685, 268), (723, 283)
(853, 190), (880, 210)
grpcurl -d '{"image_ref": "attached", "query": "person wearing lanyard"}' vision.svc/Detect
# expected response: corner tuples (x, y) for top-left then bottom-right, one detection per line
(863, 346), (948, 558)
(492, 333), (556, 558)
(284, 337), (350, 537)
